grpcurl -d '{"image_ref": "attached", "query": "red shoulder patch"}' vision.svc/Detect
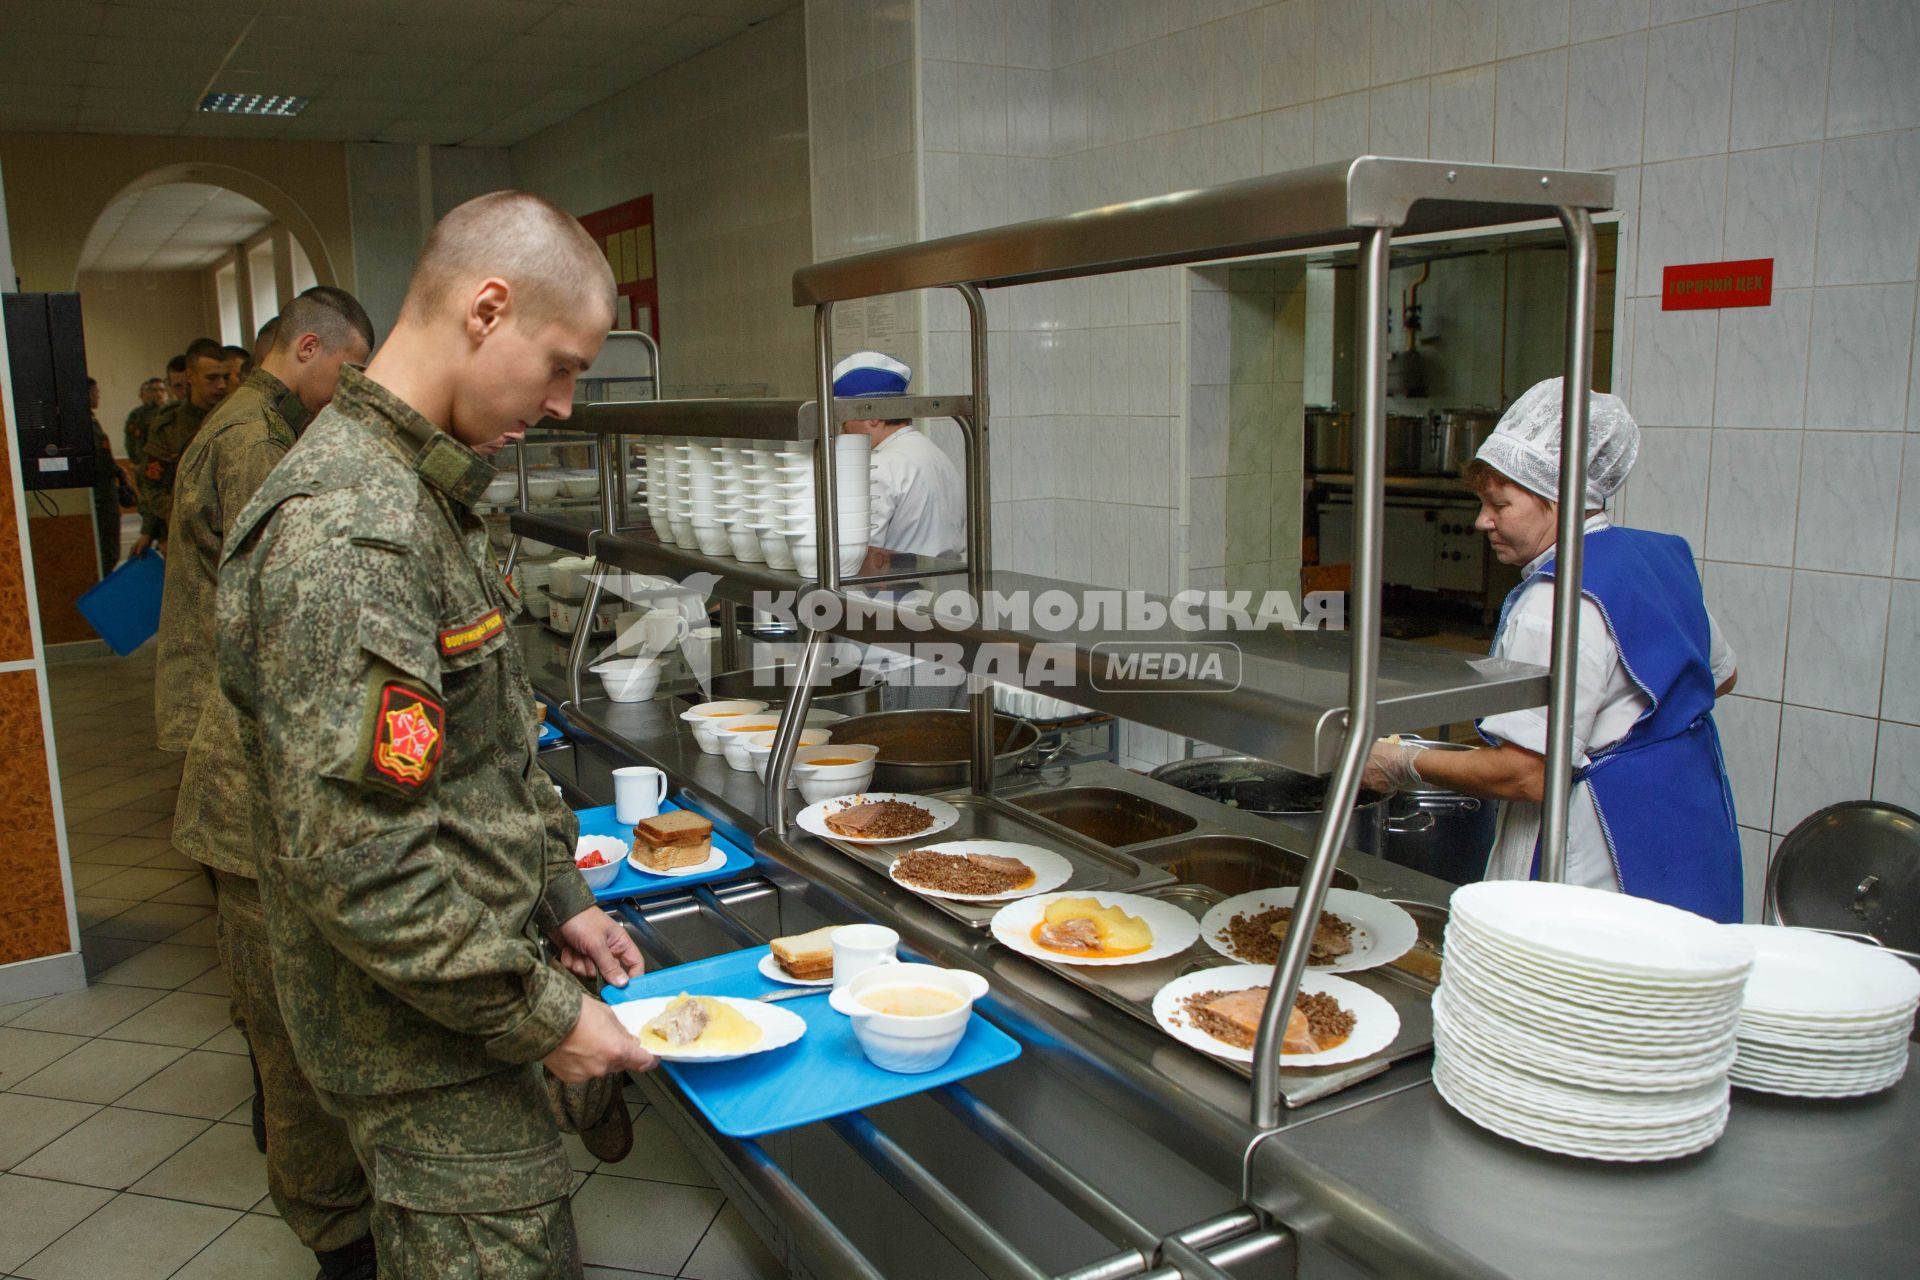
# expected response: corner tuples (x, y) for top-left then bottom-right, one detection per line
(143, 459), (165, 481)
(438, 608), (504, 656)
(371, 683), (444, 787)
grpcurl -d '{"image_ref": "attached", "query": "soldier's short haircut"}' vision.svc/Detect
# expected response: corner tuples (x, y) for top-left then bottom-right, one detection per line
(253, 316), (280, 361)
(272, 286), (376, 356)
(141, 377), (165, 389)
(184, 337), (226, 366)
(166, 354), (188, 375)
(397, 191), (614, 331)
(223, 344), (250, 364)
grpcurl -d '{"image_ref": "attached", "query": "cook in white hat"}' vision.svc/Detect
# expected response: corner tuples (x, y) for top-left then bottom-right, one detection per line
(1365, 378), (1744, 921)
(835, 351), (964, 561)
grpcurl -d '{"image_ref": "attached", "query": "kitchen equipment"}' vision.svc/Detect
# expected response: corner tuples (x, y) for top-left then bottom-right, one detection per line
(1380, 738), (1497, 884)
(1148, 756), (1397, 856)
(1384, 414), (1428, 474)
(1767, 801), (1920, 952)
(1423, 407), (1501, 476)
(830, 709), (1041, 790)
(1305, 408), (1353, 472)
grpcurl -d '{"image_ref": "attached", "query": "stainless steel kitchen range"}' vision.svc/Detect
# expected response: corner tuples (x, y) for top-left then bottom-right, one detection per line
(500, 162), (1917, 1279)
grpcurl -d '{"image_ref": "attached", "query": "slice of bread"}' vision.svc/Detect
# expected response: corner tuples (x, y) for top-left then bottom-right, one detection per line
(634, 809), (713, 848)
(631, 835), (712, 872)
(768, 926), (836, 980)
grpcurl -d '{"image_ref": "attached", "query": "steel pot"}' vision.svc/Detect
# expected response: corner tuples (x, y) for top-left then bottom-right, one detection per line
(1422, 408), (1500, 476)
(1383, 738), (1497, 884)
(1305, 409), (1353, 472)
(1147, 756), (1402, 856)
(829, 709), (1041, 790)
(1384, 414), (1429, 475)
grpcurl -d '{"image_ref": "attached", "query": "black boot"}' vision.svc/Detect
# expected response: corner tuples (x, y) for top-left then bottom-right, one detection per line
(314, 1234), (378, 1280)
(248, 1049), (267, 1154)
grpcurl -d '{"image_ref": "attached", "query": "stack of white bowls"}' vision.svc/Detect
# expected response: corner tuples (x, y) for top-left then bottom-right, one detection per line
(738, 446), (794, 569)
(1723, 925), (1919, 1098)
(1431, 881), (1756, 1162)
(515, 560), (555, 620)
(773, 436), (870, 577)
(643, 438), (672, 542)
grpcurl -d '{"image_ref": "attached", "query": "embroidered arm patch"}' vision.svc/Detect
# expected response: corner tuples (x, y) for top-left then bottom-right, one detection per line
(368, 681), (445, 790)
(438, 607), (504, 656)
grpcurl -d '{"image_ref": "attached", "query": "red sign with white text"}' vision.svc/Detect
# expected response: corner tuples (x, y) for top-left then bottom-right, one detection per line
(1661, 258), (1773, 311)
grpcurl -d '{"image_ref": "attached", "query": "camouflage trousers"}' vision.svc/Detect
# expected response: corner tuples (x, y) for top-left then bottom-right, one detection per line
(212, 870), (373, 1252)
(314, 1063), (583, 1279)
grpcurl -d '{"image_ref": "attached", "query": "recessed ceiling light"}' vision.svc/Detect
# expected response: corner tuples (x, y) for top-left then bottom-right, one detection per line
(199, 92), (308, 117)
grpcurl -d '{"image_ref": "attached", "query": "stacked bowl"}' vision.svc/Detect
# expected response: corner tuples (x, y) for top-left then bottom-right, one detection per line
(1431, 881), (1756, 1162)
(772, 436), (870, 577)
(1723, 925), (1919, 1097)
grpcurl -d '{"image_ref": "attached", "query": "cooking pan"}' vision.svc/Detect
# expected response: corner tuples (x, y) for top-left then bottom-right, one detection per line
(1148, 756), (1416, 856)
(828, 709), (1041, 790)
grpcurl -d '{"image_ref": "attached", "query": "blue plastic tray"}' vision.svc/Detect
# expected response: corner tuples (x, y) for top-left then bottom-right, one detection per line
(75, 548), (165, 655)
(603, 946), (1021, 1138)
(576, 802), (756, 903)
(537, 720), (564, 748)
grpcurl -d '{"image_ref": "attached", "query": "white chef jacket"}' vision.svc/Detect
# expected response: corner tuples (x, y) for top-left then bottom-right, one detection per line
(1478, 514), (1736, 891)
(868, 426), (964, 557)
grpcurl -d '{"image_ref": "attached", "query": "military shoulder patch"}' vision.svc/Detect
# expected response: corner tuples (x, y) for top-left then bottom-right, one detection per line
(438, 607), (504, 656)
(144, 459), (165, 481)
(370, 683), (445, 788)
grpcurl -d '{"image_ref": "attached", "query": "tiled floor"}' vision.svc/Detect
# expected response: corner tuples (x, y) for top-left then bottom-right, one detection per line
(2, 649), (783, 1279)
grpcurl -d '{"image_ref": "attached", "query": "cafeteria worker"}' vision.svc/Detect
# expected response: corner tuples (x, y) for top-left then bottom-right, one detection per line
(1365, 378), (1744, 922)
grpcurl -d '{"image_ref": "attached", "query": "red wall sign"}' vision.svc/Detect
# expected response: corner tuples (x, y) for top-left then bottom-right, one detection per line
(578, 195), (660, 339)
(1661, 258), (1773, 311)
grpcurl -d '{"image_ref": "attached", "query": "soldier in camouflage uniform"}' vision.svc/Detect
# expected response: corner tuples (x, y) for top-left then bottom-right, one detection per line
(163, 288), (379, 1280)
(131, 337), (231, 557)
(217, 193), (652, 1279)
(122, 375), (167, 471)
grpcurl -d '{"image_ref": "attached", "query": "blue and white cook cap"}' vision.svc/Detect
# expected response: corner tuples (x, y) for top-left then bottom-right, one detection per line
(832, 351), (912, 398)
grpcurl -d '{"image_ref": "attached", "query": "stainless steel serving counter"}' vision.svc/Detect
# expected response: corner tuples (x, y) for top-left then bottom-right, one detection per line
(522, 623), (1920, 1279)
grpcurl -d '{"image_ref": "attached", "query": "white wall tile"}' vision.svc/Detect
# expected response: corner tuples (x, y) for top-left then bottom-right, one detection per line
(1882, 579), (1920, 723)
(1783, 568), (1890, 715)
(1213, 11), (1264, 121)
(1498, 0), (1570, 57)
(1722, 143), (1822, 289)
(1190, 383), (1229, 477)
(1635, 156), (1726, 297)
(1429, 66), (1496, 161)
(1431, 0), (1499, 71)
(1565, 32), (1646, 170)
(1571, 0), (1650, 42)
(1007, 0), (1052, 68)
(1716, 694), (1782, 832)
(1728, 0), (1832, 150)
(1128, 324), (1175, 415)
(1642, 13), (1735, 161)
(1714, 288), (1811, 428)
(1773, 705), (1878, 831)
(1189, 476), (1227, 567)
(1261, 104), (1316, 173)
(1630, 298), (1718, 424)
(1814, 130), (1920, 288)
(1008, 67), (1052, 157)
(1189, 291), (1231, 384)
(1261, 0), (1318, 109)
(1493, 49), (1567, 165)
(1738, 823), (1770, 923)
(1873, 720), (1920, 811)
(954, 62), (1009, 155)
(1089, 327), (1129, 414)
(953, 0), (1008, 64)
(1897, 438), (1920, 579)
(1372, 0), (1433, 84)
(1805, 284), (1916, 431)
(1705, 561), (1794, 697)
(1825, 0), (1920, 137)
(1705, 428), (1802, 565)
(1313, 91), (1371, 162)
(1316, 0), (1374, 97)
(1625, 425), (1713, 548)
(1792, 430), (1905, 574)
(1210, 114), (1264, 183)
(1369, 79), (1431, 157)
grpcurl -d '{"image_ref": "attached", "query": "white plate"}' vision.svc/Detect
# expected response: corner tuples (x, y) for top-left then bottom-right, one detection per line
(1725, 925), (1920, 1017)
(1200, 887), (1418, 973)
(1451, 881), (1756, 981)
(1151, 965), (1401, 1067)
(887, 840), (1073, 902)
(627, 847), (727, 878)
(795, 793), (960, 845)
(990, 892), (1200, 967)
(757, 952), (834, 988)
(611, 995), (806, 1063)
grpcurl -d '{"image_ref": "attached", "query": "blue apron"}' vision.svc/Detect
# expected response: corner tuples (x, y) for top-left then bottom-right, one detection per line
(1483, 526), (1743, 922)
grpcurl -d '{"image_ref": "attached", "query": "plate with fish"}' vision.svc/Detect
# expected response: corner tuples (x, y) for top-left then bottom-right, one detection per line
(1151, 965), (1400, 1067)
(989, 891), (1199, 966)
(888, 840), (1074, 902)
(1200, 887), (1418, 974)
(612, 993), (807, 1063)
(796, 793), (960, 845)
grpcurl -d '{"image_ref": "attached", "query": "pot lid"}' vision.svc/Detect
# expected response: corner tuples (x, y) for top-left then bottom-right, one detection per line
(1767, 801), (1920, 951)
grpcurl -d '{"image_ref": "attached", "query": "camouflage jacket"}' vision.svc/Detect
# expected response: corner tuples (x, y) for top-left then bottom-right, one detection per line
(137, 398), (209, 540)
(124, 401), (161, 467)
(216, 366), (588, 1095)
(158, 368), (309, 757)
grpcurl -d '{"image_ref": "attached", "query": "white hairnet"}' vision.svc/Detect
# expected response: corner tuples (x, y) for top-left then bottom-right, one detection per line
(1474, 377), (1640, 508)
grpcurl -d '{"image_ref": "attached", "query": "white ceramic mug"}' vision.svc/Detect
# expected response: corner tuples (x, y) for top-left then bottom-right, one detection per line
(612, 766), (668, 824)
(830, 923), (900, 990)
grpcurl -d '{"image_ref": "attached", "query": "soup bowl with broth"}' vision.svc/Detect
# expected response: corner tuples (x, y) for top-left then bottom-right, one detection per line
(829, 962), (990, 1073)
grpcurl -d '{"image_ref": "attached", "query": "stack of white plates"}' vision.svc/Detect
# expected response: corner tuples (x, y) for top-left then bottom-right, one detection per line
(1723, 925), (1918, 1098)
(1432, 881), (1755, 1162)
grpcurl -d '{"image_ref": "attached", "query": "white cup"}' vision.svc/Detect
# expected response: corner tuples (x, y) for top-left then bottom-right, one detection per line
(612, 766), (668, 824)
(831, 923), (900, 990)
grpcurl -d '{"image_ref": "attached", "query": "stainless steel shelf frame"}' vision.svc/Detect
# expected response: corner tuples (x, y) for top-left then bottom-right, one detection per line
(781, 157), (1614, 1134)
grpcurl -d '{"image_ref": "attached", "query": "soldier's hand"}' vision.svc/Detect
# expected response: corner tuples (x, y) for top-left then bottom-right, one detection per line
(129, 535), (153, 559)
(544, 995), (656, 1082)
(548, 906), (646, 989)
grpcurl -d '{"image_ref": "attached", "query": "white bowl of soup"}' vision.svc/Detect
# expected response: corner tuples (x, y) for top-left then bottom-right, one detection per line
(828, 963), (989, 1073)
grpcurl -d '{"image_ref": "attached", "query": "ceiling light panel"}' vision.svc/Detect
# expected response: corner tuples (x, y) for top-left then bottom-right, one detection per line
(199, 91), (309, 116)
